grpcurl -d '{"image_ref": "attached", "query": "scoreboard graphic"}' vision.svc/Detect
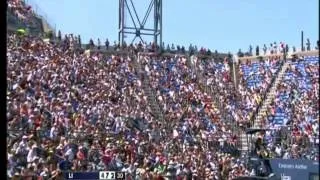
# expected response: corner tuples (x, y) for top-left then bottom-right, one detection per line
(64, 171), (126, 180)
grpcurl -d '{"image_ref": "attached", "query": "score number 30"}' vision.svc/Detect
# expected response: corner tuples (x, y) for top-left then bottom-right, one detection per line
(99, 171), (125, 180)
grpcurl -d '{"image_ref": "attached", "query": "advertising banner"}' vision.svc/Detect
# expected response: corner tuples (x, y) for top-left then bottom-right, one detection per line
(269, 159), (319, 180)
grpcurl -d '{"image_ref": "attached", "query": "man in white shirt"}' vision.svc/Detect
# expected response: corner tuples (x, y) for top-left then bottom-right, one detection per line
(27, 144), (38, 163)
(50, 124), (58, 140)
(16, 136), (29, 155)
(275, 145), (282, 157)
(64, 144), (73, 157)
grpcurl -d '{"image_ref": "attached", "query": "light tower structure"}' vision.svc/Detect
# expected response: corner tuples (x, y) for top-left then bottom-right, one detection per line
(118, 0), (162, 49)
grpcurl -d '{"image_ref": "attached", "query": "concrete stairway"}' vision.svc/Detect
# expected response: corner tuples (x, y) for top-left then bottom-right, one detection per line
(254, 61), (290, 128)
(132, 56), (164, 123)
(190, 56), (223, 120)
(239, 131), (249, 154)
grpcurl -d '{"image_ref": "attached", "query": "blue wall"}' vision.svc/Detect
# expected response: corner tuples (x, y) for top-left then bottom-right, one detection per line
(269, 159), (319, 180)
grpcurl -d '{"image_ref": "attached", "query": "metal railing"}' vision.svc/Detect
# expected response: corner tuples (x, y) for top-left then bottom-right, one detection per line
(246, 58), (285, 128)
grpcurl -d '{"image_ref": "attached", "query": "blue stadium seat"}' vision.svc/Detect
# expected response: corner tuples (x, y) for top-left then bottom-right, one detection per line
(267, 56), (319, 126)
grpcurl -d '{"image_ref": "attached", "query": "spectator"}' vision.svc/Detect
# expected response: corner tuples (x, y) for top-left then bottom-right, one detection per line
(273, 42), (278, 54)
(171, 43), (175, 51)
(263, 44), (267, 55)
(181, 46), (185, 54)
(166, 44), (170, 52)
(238, 49), (244, 57)
(97, 38), (101, 50)
(249, 45), (253, 56)
(176, 45), (181, 52)
(57, 30), (62, 41)
(89, 38), (94, 47)
(306, 38), (310, 51)
(270, 43), (274, 54)
(105, 38), (109, 50)
(194, 45), (198, 53)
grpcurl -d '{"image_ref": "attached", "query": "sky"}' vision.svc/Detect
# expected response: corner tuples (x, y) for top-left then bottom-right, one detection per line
(24, 0), (318, 53)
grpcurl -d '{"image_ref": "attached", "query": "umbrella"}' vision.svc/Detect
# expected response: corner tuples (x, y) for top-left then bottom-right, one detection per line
(16, 29), (26, 36)
(43, 38), (50, 43)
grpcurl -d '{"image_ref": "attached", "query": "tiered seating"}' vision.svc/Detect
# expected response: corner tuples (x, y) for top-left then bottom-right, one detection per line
(146, 57), (221, 136)
(199, 60), (234, 122)
(240, 60), (280, 90)
(268, 56), (319, 126)
(263, 56), (319, 160)
(236, 58), (281, 124)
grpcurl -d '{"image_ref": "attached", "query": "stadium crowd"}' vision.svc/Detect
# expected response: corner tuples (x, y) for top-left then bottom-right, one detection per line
(7, 33), (319, 180)
(7, 0), (35, 25)
(6, 1), (319, 179)
(7, 34), (254, 179)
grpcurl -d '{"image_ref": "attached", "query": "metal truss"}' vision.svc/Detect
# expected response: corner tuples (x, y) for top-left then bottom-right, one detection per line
(118, 0), (162, 48)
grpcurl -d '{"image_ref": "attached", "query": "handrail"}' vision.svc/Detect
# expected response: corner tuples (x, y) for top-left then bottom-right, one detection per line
(87, 45), (230, 59)
(249, 54), (286, 128)
(238, 50), (319, 62)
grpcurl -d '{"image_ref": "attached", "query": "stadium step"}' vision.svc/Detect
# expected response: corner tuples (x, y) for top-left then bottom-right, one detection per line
(132, 56), (164, 122)
(240, 132), (249, 155)
(190, 55), (223, 120)
(254, 61), (290, 128)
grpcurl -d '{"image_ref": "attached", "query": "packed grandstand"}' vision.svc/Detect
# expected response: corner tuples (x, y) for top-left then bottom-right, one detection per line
(7, 0), (319, 179)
